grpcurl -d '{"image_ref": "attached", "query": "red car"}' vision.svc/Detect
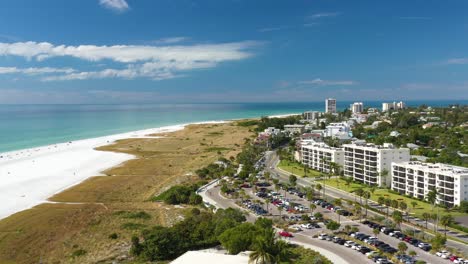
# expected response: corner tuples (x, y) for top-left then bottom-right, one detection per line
(403, 236), (412, 242)
(278, 231), (293, 237)
(450, 256), (458, 262)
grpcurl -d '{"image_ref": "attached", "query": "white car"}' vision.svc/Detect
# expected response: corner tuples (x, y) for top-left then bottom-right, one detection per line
(454, 258), (466, 264)
(318, 234), (329, 240)
(436, 250), (450, 259)
(418, 242), (430, 248)
(366, 251), (378, 257)
(389, 231), (401, 237)
(301, 223), (313, 229)
(364, 237), (377, 243)
(344, 241), (355, 247)
(290, 225), (302, 232)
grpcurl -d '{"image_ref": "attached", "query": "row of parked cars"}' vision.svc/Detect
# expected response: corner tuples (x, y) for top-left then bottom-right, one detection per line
(313, 199), (353, 216)
(349, 231), (398, 254)
(363, 221), (432, 251)
(435, 250), (468, 263)
(241, 199), (267, 215)
(317, 233), (394, 264)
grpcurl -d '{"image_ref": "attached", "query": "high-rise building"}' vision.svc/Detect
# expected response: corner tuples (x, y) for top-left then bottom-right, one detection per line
(382, 101), (405, 112)
(343, 142), (410, 186)
(392, 161), (468, 207)
(325, 98), (337, 114)
(350, 102), (364, 114)
(301, 143), (344, 173)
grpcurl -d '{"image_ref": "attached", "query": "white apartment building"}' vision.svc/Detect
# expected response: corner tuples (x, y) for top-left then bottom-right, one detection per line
(303, 111), (321, 120)
(324, 122), (352, 140)
(343, 142), (410, 186)
(382, 101), (406, 112)
(301, 143), (344, 173)
(350, 102), (364, 114)
(325, 98), (337, 114)
(392, 161), (468, 207)
(263, 127), (282, 135)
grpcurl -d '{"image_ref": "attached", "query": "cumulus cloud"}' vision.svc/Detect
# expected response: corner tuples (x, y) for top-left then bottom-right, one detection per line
(0, 40), (258, 81)
(0, 66), (75, 75)
(99, 0), (129, 12)
(298, 78), (357, 86)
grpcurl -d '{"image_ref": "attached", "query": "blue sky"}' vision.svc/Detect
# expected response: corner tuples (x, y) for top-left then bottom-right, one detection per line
(0, 0), (468, 103)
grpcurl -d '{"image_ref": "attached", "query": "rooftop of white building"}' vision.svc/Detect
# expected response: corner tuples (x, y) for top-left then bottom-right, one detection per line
(394, 161), (468, 176)
(344, 142), (406, 150)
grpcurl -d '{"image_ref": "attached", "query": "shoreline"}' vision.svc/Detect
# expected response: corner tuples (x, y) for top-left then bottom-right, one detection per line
(0, 113), (300, 220)
(0, 120), (224, 220)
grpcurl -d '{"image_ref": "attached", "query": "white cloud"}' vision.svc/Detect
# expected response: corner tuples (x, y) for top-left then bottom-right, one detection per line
(308, 12), (340, 19)
(444, 58), (468, 65)
(0, 41), (257, 63)
(99, 0), (129, 12)
(0, 66), (75, 75)
(0, 40), (258, 81)
(298, 78), (357, 86)
(258, 26), (289, 33)
(153, 37), (189, 44)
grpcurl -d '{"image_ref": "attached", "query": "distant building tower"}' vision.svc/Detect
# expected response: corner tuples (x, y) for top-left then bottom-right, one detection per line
(303, 111), (320, 120)
(325, 98), (337, 114)
(350, 102), (364, 114)
(382, 101), (405, 112)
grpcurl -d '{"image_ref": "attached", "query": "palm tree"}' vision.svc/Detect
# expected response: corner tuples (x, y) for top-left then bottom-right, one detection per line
(411, 201), (418, 210)
(344, 224), (351, 233)
(399, 201), (408, 221)
(426, 189), (437, 211)
(309, 203), (316, 214)
(345, 177), (352, 190)
(431, 213), (438, 232)
(363, 191), (371, 219)
(408, 250), (416, 258)
(334, 199), (343, 223)
(278, 206), (284, 219)
(398, 242), (408, 253)
(440, 214), (454, 237)
(315, 184), (323, 199)
(379, 169), (389, 187)
(355, 203), (362, 221)
(373, 228), (380, 238)
(354, 188), (364, 205)
(249, 232), (275, 264)
(378, 196), (385, 213)
(265, 199), (271, 215)
(392, 210), (403, 229)
(384, 198), (392, 218)
(422, 212), (431, 230)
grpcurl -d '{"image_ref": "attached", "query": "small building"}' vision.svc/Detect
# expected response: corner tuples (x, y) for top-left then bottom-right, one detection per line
(284, 124), (305, 134)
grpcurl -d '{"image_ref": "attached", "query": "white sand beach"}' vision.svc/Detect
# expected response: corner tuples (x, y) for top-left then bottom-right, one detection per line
(0, 121), (222, 220)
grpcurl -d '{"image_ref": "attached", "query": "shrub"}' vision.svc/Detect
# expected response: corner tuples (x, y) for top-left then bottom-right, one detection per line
(71, 249), (87, 258)
(109, 233), (118, 239)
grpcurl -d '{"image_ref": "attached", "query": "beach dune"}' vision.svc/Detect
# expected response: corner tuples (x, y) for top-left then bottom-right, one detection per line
(0, 124), (191, 220)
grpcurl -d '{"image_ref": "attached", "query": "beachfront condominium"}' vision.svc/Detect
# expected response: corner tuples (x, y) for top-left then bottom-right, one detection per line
(301, 143), (344, 173)
(343, 142), (410, 186)
(392, 161), (468, 207)
(350, 102), (364, 114)
(382, 101), (406, 112)
(325, 98), (337, 114)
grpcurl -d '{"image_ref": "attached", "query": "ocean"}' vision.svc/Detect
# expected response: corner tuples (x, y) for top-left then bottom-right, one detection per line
(0, 100), (466, 153)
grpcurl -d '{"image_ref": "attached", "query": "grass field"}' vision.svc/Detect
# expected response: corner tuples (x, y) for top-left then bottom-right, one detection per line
(317, 178), (466, 220)
(0, 122), (253, 263)
(278, 160), (322, 177)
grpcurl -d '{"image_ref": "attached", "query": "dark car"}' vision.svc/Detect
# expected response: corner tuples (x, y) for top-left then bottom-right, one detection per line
(420, 245), (432, 251)
(359, 247), (371, 254)
(382, 228), (394, 235)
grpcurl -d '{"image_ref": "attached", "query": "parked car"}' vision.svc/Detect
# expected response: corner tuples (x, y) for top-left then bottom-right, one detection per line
(344, 241), (355, 247)
(301, 223), (313, 229)
(318, 233), (329, 240)
(436, 250), (450, 259)
(278, 231), (293, 237)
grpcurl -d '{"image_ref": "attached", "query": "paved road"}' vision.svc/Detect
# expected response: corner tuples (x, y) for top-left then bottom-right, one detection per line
(200, 184), (373, 264)
(264, 150), (468, 256)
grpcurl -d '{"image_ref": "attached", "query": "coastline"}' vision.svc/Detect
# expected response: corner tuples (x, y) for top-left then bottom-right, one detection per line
(0, 120), (224, 220)
(0, 112), (299, 220)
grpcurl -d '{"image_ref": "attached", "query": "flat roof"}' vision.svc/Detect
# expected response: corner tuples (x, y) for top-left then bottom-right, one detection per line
(172, 251), (249, 264)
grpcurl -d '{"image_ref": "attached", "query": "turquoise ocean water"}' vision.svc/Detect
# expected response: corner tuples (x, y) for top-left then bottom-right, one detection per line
(0, 101), (466, 153)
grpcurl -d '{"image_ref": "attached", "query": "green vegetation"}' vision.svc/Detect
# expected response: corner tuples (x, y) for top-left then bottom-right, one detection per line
(71, 249), (87, 258)
(113, 211), (152, 220)
(205, 146), (231, 152)
(121, 222), (146, 230)
(278, 160), (322, 177)
(352, 106), (468, 167)
(317, 178), (466, 220)
(153, 184), (203, 205)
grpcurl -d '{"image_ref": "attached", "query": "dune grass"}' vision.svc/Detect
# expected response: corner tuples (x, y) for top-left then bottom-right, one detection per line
(0, 122), (253, 263)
